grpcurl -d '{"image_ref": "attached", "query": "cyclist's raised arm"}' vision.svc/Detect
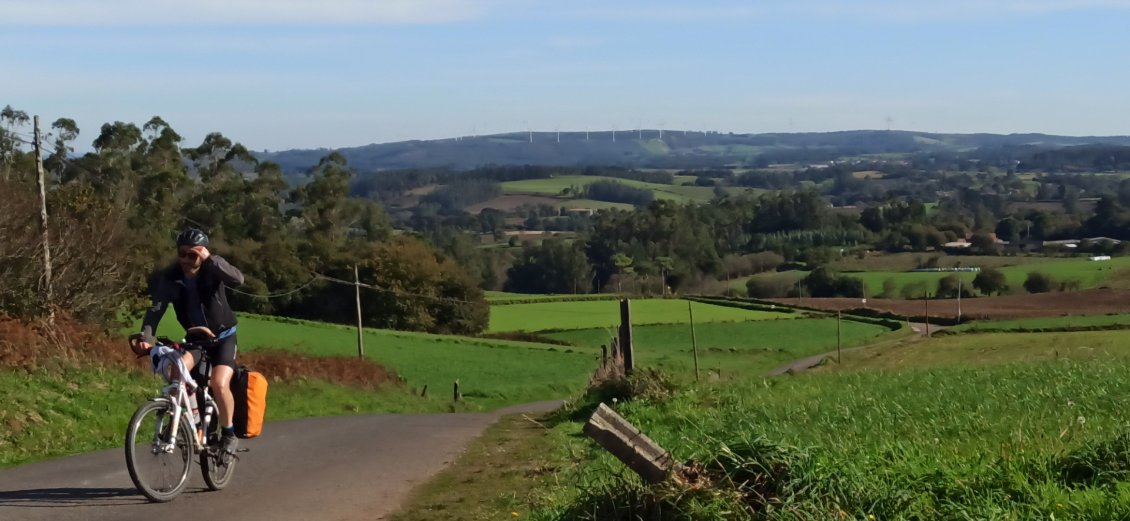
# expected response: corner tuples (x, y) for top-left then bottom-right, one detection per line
(205, 255), (244, 287)
(140, 275), (173, 343)
(141, 300), (168, 344)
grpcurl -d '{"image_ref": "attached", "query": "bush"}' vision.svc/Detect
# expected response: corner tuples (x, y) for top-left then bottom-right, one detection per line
(801, 266), (863, 298)
(879, 277), (898, 299)
(747, 277), (795, 299)
(973, 267), (1008, 295)
(1024, 272), (1055, 294)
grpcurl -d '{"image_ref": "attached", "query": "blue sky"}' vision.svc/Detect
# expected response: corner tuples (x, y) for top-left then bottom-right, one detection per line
(3, 0), (1129, 151)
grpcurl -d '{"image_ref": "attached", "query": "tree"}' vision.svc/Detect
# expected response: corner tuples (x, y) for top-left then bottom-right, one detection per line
(655, 256), (674, 295)
(880, 277), (898, 298)
(994, 218), (1021, 245)
(936, 274), (969, 299)
(801, 266), (863, 298)
(504, 240), (591, 294)
(0, 105), (30, 181)
(612, 253), (634, 293)
(46, 118), (80, 179)
(969, 233), (1000, 255)
(290, 151), (357, 245)
(1023, 272), (1055, 294)
(972, 268), (1007, 295)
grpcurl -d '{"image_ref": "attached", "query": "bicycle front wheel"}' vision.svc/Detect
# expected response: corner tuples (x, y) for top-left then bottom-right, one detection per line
(124, 400), (193, 502)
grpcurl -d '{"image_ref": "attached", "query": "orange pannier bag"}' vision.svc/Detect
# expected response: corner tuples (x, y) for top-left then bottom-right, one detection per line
(230, 366), (268, 439)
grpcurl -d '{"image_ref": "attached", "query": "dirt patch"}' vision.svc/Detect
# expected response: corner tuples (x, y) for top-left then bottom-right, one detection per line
(770, 289), (1130, 320)
(0, 316), (399, 388)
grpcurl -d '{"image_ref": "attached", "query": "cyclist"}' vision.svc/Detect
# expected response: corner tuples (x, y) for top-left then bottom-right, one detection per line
(131, 228), (245, 455)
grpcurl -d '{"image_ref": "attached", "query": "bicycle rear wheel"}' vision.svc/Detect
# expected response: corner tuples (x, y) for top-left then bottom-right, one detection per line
(201, 401), (237, 490)
(124, 400), (193, 502)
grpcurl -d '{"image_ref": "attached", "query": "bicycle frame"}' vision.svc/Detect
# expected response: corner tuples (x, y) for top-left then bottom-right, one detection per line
(149, 351), (216, 456)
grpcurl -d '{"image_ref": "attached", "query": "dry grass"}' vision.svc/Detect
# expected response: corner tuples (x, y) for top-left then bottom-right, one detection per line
(0, 315), (400, 388)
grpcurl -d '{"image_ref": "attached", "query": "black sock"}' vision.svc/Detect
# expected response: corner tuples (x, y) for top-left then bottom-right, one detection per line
(222, 425), (235, 436)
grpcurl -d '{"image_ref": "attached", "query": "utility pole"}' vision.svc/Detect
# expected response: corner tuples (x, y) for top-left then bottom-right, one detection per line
(924, 289), (931, 338)
(957, 277), (963, 323)
(354, 265), (364, 359)
(837, 310), (843, 363)
(32, 116), (54, 323)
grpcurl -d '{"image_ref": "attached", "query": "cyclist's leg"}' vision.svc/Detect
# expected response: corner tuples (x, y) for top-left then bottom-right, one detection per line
(208, 335), (238, 431)
(178, 348), (201, 382)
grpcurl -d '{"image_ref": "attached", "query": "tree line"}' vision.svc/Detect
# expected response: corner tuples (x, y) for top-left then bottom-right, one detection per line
(0, 106), (487, 334)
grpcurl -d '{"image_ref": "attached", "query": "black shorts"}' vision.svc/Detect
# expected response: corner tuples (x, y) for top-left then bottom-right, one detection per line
(186, 333), (238, 373)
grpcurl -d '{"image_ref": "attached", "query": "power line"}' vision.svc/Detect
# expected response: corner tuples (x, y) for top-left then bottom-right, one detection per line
(226, 274), (323, 300)
(315, 271), (486, 306)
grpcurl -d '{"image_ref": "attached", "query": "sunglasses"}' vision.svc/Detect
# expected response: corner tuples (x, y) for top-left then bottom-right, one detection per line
(178, 250), (199, 260)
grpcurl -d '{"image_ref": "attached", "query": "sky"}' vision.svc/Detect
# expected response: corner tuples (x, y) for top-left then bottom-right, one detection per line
(3, 0), (1130, 152)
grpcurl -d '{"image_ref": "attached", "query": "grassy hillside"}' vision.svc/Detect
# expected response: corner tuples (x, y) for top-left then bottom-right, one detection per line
(487, 298), (789, 333)
(216, 315), (596, 409)
(256, 130), (1130, 174)
(545, 318), (896, 376)
(515, 329), (1130, 520)
(500, 175), (712, 202)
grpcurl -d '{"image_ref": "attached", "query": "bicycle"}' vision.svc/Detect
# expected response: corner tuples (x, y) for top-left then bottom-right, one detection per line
(125, 327), (239, 502)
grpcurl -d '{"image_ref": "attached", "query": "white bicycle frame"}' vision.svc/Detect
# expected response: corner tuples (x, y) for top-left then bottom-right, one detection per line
(151, 350), (215, 455)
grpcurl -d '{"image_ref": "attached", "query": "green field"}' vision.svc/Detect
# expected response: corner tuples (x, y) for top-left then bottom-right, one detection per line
(831, 252), (1057, 272)
(499, 175), (742, 203)
(487, 298), (790, 333)
(544, 318), (896, 376)
(953, 313), (1130, 333)
(738, 256), (1130, 297)
(524, 329), (1130, 519)
(144, 314), (596, 410)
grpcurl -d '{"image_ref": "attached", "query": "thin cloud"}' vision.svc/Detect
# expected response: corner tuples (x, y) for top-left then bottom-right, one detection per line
(795, 0), (1130, 22)
(533, 0), (1130, 23)
(8, 1), (1128, 26)
(0, 0), (502, 26)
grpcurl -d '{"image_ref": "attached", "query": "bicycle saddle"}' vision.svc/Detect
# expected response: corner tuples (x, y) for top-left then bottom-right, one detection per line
(185, 326), (217, 343)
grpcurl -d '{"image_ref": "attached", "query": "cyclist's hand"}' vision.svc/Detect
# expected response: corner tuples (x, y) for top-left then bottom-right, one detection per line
(130, 336), (152, 357)
(192, 246), (211, 263)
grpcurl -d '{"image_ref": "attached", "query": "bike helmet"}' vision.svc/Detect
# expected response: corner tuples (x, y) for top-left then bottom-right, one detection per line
(175, 228), (209, 247)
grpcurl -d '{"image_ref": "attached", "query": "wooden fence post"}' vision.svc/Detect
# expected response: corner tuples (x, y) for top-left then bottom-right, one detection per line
(619, 298), (634, 374)
(583, 403), (680, 484)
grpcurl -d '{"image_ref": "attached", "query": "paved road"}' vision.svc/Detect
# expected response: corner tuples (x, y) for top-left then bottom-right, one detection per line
(0, 401), (563, 521)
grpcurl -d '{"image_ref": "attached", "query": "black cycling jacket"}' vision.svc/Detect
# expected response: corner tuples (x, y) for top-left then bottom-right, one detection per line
(141, 255), (244, 342)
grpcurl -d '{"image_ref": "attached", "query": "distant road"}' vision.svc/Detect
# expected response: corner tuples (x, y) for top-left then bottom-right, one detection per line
(765, 323), (942, 376)
(0, 401), (563, 521)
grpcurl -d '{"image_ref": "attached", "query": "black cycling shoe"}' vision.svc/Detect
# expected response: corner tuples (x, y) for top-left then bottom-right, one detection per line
(220, 432), (239, 454)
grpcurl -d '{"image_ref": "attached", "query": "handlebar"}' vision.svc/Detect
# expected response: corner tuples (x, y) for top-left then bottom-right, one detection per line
(128, 326), (219, 358)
